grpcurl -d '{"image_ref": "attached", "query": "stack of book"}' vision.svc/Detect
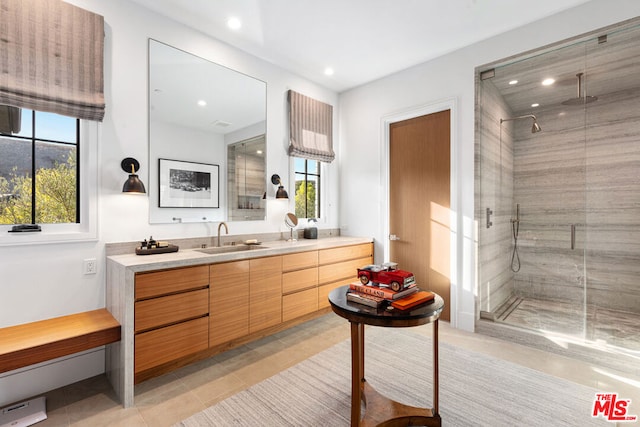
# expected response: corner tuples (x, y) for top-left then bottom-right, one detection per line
(347, 282), (435, 310)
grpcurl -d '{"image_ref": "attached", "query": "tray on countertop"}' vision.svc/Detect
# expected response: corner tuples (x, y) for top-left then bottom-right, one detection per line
(135, 245), (179, 255)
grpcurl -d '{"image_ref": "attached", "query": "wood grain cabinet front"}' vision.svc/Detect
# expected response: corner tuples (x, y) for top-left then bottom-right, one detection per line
(282, 251), (319, 322)
(249, 256), (283, 333)
(126, 242), (372, 388)
(318, 243), (373, 308)
(134, 265), (210, 381)
(209, 260), (250, 347)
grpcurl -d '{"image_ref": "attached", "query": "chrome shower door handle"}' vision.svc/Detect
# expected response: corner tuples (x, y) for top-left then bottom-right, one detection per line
(570, 224), (576, 250)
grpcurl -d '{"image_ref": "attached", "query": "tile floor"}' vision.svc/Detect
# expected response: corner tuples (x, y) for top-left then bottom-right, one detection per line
(22, 313), (640, 426)
(502, 297), (640, 351)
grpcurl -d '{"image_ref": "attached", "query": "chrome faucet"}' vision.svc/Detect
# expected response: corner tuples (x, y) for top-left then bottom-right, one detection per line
(217, 222), (228, 247)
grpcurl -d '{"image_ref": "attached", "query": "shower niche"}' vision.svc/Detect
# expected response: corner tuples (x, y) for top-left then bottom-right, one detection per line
(475, 19), (640, 355)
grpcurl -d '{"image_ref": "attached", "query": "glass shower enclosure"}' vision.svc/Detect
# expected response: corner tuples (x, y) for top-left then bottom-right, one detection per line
(475, 19), (640, 355)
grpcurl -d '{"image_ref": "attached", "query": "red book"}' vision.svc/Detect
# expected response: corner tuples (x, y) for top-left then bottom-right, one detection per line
(390, 291), (435, 310)
(349, 282), (417, 300)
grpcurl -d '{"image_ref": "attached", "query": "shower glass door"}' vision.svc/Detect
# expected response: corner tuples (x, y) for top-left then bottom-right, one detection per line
(583, 24), (640, 351)
(477, 19), (640, 354)
(476, 37), (589, 339)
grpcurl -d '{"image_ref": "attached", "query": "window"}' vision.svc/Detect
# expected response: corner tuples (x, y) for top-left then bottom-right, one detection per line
(294, 158), (321, 219)
(0, 108), (79, 225)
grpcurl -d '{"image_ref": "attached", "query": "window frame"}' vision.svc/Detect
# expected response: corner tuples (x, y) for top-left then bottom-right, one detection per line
(292, 157), (323, 220)
(0, 120), (98, 246)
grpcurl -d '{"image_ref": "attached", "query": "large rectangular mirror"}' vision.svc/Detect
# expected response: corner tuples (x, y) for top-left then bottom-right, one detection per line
(148, 39), (266, 223)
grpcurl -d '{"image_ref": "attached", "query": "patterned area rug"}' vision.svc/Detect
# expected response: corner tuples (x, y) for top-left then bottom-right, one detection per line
(177, 327), (607, 426)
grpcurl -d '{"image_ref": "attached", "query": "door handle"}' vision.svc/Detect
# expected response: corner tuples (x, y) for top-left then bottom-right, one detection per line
(570, 224), (576, 250)
(389, 234), (401, 241)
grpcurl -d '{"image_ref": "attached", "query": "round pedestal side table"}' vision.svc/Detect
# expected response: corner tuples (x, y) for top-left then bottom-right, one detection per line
(328, 285), (445, 427)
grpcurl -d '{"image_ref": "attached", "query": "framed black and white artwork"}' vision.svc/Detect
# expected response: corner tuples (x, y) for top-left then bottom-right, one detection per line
(159, 159), (219, 208)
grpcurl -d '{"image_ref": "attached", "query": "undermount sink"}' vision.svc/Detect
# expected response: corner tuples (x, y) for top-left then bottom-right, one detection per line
(195, 244), (268, 255)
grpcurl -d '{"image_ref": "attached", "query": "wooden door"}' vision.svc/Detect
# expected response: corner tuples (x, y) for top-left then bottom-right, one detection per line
(389, 110), (451, 320)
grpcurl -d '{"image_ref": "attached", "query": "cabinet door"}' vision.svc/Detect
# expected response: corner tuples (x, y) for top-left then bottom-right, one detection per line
(318, 243), (372, 266)
(135, 288), (209, 333)
(135, 316), (209, 376)
(282, 267), (318, 294)
(249, 256), (282, 333)
(135, 265), (209, 300)
(319, 257), (372, 285)
(283, 287), (318, 322)
(282, 251), (318, 271)
(210, 261), (250, 347)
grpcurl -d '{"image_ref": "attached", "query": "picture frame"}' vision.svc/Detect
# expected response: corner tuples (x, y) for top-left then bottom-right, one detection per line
(159, 159), (219, 208)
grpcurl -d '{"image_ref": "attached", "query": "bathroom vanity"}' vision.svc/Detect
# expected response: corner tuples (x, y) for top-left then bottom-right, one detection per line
(105, 237), (373, 407)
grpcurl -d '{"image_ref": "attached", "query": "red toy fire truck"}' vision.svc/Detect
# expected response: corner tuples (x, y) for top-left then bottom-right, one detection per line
(357, 262), (415, 292)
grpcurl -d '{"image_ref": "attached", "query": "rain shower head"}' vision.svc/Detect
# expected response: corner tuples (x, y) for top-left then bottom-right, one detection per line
(500, 114), (542, 133)
(562, 73), (598, 105)
(531, 120), (541, 133)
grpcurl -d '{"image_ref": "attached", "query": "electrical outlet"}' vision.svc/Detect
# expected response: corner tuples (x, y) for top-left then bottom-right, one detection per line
(83, 258), (97, 275)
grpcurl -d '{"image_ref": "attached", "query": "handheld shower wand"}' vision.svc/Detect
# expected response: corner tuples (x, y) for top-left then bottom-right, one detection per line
(510, 204), (521, 272)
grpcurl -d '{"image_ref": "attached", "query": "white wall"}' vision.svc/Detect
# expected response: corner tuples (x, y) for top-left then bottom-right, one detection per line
(338, 0), (640, 331)
(0, 0), (338, 406)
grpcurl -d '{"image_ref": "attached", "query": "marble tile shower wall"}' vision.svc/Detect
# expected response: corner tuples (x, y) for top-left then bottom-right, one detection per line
(512, 86), (640, 314)
(475, 80), (515, 313)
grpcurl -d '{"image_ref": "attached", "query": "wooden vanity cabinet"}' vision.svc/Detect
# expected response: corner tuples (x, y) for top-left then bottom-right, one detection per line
(249, 256), (283, 333)
(282, 251), (319, 322)
(209, 260), (250, 347)
(134, 265), (209, 381)
(318, 243), (373, 308)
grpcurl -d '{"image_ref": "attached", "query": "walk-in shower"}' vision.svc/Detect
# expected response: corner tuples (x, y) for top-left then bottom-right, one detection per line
(475, 19), (640, 368)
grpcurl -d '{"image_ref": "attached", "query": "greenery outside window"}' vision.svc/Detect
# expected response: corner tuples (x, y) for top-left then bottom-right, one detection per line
(294, 157), (320, 219)
(0, 109), (79, 225)
(0, 111), (97, 246)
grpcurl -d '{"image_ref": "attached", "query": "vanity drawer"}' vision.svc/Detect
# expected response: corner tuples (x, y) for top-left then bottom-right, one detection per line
(282, 267), (318, 295)
(282, 251), (318, 272)
(135, 265), (209, 300)
(319, 243), (372, 265)
(319, 280), (349, 309)
(135, 288), (209, 333)
(319, 257), (371, 285)
(135, 316), (209, 375)
(282, 287), (318, 322)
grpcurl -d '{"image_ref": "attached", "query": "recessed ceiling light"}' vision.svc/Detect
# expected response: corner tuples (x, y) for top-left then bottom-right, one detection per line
(542, 78), (555, 86)
(256, 150), (263, 155)
(324, 67), (334, 76)
(531, 103), (539, 107)
(197, 100), (207, 107)
(509, 80), (518, 85)
(227, 17), (242, 30)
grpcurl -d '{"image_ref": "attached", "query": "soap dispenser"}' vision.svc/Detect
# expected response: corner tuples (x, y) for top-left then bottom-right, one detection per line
(303, 218), (318, 239)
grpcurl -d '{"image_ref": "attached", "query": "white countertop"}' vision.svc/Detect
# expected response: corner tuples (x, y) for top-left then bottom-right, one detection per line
(107, 236), (373, 272)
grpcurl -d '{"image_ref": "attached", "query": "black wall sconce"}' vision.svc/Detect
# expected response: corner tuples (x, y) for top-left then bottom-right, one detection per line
(271, 174), (289, 199)
(121, 157), (146, 194)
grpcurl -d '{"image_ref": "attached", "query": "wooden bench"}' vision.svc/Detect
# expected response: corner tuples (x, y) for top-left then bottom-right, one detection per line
(0, 309), (121, 374)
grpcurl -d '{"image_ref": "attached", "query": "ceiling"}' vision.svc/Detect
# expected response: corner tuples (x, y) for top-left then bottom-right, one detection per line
(129, 0), (593, 93)
(487, 21), (640, 114)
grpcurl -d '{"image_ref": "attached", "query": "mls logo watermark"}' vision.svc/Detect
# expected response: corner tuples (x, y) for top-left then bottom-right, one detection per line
(592, 393), (637, 422)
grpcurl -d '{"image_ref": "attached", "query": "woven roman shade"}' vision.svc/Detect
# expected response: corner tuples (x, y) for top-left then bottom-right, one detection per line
(288, 90), (334, 162)
(0, 0), (105, 122)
